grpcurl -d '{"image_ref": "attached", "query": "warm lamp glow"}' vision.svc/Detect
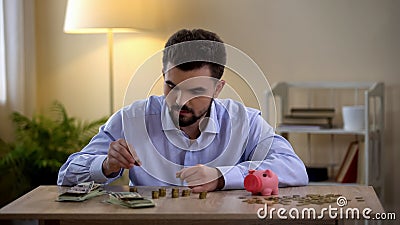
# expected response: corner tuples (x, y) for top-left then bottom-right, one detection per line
(64, 0), (148, 114)
(64, 0), (148, 33)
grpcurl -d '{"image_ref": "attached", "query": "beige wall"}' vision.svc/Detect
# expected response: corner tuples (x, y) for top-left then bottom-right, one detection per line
(35, 0), (399, 215)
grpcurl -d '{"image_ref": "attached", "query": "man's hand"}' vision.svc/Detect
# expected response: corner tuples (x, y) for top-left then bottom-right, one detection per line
(102, 139), (141, 177)
(176, 164), (225, 193)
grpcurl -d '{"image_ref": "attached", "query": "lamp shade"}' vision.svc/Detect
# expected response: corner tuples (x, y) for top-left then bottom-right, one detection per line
(64, 0), (148, 33)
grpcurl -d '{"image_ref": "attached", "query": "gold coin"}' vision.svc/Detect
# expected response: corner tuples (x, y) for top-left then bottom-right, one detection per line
(159, 188), (166, 197)
(129, 186), (138, 192)
(152, 191), (159, 199)
(199, 191), (207, 199)
(182, 189), (191, 197)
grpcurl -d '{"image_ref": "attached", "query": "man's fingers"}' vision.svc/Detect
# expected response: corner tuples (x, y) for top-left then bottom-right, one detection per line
(109, 140), (138, 168)
(191, 186), (207, 193)
(178, 165), (203, 180)
(127, 144), (142, 166)
(186, 177), (206, 186)
(108, 150), (132, 169)
(177, 165), (221, 192)
(120, 139), (139, 164)
(111, 141), (134, 161)
(117, 139), (129, 148)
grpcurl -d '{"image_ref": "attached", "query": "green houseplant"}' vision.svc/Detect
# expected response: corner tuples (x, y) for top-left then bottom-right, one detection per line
(0, 101), (107, 206)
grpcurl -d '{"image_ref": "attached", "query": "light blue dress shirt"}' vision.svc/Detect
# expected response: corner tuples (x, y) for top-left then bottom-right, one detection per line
(57, 96), (308, 188)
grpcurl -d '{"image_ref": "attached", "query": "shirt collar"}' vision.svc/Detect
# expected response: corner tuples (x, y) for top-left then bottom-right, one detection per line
(161, 99), (220, 134)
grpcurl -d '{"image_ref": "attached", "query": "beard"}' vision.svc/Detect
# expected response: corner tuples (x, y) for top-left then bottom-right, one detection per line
(169, 100), (212, 128)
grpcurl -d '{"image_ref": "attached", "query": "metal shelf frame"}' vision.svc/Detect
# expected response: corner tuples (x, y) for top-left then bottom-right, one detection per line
(267, 82), (384, 197)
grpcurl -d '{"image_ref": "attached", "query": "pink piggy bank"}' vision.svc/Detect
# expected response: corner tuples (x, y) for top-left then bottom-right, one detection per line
(244, 169), (279, 196)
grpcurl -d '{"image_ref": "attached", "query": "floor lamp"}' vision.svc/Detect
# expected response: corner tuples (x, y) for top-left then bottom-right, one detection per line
(64, 0), (146, 115)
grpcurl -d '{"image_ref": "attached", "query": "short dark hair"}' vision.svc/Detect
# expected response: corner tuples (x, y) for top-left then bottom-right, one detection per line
(162, 29), (226, 79)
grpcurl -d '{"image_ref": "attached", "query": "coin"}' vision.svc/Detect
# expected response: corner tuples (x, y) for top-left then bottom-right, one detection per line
(152, 191), (159, 199)
(159, 188), (166, 197)
(199, 191), (207, 199)
(129, 186), (138, 193)
(182, 189), (191, 197)
(171, 189), (179, 198)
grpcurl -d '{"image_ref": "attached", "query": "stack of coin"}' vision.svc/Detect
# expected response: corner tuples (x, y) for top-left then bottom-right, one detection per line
(152, 191), (159, 199)
(159, 188), (166, 197)
(199, 191), (207, 199)
(129, 186), (138, 193)
(181, 189), (191, 197)
(171, 188), (179, 198)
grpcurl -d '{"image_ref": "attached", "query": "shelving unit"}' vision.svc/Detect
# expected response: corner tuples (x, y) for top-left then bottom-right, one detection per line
(267, 82), (384, 197)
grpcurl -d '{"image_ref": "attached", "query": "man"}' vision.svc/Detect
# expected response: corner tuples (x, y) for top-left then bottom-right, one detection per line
(58, 29), (308, 192)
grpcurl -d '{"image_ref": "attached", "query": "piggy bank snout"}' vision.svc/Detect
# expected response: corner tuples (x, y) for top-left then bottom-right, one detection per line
(244, 174), (262, 192)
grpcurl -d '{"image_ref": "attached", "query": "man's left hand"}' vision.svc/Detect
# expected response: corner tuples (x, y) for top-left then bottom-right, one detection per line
(176, 164), (224, 192)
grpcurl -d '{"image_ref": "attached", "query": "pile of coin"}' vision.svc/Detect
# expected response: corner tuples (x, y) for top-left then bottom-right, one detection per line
(129, 186), (138, 193)
(152, 191), (159, 199)
(181, 189), (191, 197)
(199, 191), (207, 199)
(171, 188), (179, 198)
(241, 193), (344, 206)
(159, 188), (167, 197)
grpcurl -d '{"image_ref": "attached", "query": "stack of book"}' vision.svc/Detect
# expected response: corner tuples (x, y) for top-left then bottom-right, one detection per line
(279, 108), (335, 130)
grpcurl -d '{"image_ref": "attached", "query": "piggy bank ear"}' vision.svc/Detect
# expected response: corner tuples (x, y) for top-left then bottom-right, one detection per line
(248, 170), (255, 174)
(265, 169), (272, 177)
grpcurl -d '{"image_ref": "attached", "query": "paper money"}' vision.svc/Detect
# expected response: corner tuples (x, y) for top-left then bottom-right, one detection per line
(107, 192), (155, 208)
(65, 181), (100, 194)
(57, 181), (104, 202)
(57, 189), (104, 202)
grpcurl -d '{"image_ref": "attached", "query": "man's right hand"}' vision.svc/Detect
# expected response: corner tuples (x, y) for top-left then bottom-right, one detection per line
(102, 139), (141, 177)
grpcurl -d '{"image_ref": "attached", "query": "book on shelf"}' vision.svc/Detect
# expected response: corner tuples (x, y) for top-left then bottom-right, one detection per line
(336, 141), (359, 183)
(278, 124), (326, 131)
(281, 107), (335, 129)
(357, 141), (365, 184)
(283, 115), (332, 127)
(290, 107), (335, 118)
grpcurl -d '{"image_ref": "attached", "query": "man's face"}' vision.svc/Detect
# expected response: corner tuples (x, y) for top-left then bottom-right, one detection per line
(164, 65), (224, 128)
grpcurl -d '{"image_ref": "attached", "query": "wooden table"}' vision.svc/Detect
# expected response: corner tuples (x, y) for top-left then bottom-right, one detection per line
(0, 185), (384, 225)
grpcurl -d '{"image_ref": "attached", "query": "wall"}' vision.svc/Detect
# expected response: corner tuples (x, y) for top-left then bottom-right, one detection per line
(34, 0), (399, 216)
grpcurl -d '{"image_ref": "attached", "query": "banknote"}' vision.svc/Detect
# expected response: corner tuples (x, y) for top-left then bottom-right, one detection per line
(107, 192), (155, 208)
(57, 181), (104, 202)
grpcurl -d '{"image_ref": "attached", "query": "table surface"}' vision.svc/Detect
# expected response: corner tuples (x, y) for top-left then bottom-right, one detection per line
(0, 185), (384, 221)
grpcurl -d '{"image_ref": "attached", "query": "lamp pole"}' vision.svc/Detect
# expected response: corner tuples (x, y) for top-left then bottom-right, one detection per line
(107, 30), (114, 115)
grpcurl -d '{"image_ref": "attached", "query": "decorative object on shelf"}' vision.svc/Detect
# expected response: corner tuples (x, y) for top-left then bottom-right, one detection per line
(342, 105), (365, 131)
(244, 169), (279, 196)
(64, 0), (148, 115)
